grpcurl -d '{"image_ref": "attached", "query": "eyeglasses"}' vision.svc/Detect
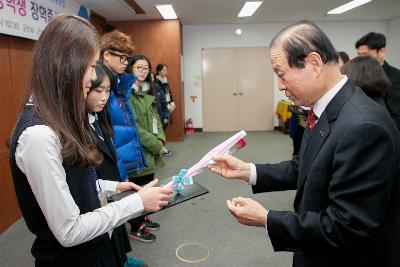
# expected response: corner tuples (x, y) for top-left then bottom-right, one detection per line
(134, 65), (150, 73)
(107, 50), (131, 64)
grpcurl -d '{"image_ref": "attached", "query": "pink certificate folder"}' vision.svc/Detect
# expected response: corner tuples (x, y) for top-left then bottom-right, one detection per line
(110, 130), (246, 217)
(184, 130), (247, 178)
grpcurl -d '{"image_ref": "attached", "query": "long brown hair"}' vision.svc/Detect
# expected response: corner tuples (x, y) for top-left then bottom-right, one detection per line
(21, 14), (102, 168)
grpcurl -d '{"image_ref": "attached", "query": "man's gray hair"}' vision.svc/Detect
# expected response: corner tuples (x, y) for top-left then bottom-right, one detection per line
(270, 20), (338, 68)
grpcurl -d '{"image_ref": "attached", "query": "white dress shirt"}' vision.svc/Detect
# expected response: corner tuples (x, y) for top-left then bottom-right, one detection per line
(15, 124), (144, 247)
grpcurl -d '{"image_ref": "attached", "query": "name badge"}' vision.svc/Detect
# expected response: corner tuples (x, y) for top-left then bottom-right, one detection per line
(152, 115), (158, 135)
(98, 191), (108, 207)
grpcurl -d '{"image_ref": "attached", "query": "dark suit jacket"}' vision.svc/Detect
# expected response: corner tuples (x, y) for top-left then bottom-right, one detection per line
(91, 121), (120, 182)
(383, 61), (400, 131)
(90, 120), (132, 264)
(253, 81), (400, 267)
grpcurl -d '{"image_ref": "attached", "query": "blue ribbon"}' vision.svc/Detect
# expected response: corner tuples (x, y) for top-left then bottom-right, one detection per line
(171, 169), (193, 192)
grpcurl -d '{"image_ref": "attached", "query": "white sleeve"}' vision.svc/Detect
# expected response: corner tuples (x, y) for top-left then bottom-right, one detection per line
(248, 163), (257, 185)
(98, 179), (118, 192)
(15, 125), (144, 247)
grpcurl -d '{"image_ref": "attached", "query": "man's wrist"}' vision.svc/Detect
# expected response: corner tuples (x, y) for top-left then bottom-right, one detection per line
(241, 163), (251, 182)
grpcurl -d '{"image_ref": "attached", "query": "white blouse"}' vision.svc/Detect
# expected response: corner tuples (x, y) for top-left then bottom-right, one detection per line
(15, 124), (144, 247)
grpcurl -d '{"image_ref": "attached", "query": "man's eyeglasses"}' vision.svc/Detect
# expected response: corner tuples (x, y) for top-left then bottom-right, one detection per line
(134, 66), (150, 73)
(107, 50), (131, 64)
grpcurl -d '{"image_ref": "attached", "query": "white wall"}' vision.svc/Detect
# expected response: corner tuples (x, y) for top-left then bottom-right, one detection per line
(182, 20), (387, 128)
(386, 16), (400, 68)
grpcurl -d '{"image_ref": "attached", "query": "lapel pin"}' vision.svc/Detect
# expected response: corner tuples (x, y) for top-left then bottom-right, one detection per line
(319, 130), (325, 137)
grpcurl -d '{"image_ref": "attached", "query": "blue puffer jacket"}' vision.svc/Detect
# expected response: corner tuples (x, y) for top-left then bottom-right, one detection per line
(109, 72), (147, 180)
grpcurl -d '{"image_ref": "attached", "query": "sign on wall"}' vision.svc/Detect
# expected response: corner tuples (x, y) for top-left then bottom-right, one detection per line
(0, 0), (89, 40)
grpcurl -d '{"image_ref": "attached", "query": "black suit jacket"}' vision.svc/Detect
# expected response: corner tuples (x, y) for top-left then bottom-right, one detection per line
(91, 121), (120, 182)
(90, 119), (132, 263)
(383, 61), (400, 131)
(253, 81), (400, 267)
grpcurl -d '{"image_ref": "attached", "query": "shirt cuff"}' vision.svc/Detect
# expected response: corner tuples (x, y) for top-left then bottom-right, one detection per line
(98, 179), (118, 192)
(248, 163), (257, 185)
(265, 210), (269, 236)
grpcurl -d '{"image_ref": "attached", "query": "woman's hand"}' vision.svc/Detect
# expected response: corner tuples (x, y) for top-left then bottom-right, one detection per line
(116, 182), (142, 193)
(137, 179), (173, 212)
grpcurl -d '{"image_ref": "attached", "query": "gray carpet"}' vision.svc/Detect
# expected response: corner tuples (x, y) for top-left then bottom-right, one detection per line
(0, 131), (295, 267)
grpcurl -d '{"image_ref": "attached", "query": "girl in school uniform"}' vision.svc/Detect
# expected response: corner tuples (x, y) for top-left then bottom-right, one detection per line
(86, 61), (148, 267)
(8, 14), (172, 267)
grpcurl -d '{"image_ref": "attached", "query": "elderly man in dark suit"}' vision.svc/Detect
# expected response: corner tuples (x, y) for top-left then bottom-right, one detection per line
(209, 20), (400, 267)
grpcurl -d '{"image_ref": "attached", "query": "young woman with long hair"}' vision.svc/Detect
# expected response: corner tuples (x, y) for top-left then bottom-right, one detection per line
(8, 14), (171, 266)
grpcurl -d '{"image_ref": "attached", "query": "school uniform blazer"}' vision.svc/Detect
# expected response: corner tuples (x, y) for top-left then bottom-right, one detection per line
(253, 81), (400, 267)
(91, 122), (120, 182)
(90, 121), (132, 264)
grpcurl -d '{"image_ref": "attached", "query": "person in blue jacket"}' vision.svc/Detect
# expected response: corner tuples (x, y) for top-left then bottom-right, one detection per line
(101, 31), (157, 243)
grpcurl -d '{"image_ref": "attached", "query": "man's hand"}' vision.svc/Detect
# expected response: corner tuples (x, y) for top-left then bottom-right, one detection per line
(137, 179), (173, 212)
(116, 182), (142, 193)
(227, 197), (267, 228)
(208, 155), (251, 182)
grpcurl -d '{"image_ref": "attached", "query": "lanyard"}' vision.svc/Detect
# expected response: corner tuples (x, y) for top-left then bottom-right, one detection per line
(90, 167), (103, 193)
(90, 122), (105, 142)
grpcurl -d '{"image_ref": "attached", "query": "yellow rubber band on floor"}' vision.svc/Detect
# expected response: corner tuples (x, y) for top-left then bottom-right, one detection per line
(175, 242), (210, 263)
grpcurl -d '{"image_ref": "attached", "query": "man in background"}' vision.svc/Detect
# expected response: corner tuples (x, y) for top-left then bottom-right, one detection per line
(356, 32), (400, 131)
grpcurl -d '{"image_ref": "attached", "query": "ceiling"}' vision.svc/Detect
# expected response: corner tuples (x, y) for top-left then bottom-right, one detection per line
(79, 0), (400, 24)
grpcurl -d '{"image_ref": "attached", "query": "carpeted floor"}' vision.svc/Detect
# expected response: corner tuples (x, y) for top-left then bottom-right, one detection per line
(0, 131), (295, 267)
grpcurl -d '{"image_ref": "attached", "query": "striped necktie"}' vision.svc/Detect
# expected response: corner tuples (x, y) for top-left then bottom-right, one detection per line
(306, 109), (317, 132)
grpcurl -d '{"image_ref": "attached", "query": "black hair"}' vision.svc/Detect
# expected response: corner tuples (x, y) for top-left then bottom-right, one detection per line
(127, 54), (155, 96)
(355, 32), (386, 51)
(338, 51), (349, 64)
(342, 56), (391, 99)
(156, 63), (168, 74)
(90, 61), (115, 90)
(88, 61), (115, 137)
(270, 20), (338, 68)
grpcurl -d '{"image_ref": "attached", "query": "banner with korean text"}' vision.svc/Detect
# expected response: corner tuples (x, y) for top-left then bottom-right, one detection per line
(0, 0), (89, 40)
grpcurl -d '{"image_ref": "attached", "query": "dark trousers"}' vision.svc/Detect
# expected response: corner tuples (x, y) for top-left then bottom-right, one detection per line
(128, 173), (155, 232)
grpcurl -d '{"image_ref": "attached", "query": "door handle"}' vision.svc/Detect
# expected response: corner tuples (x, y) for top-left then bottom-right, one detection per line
(233, 93), (237, 96)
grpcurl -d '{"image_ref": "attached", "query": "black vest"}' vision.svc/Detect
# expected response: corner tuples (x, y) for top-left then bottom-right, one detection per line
(8, 106), (121, 267)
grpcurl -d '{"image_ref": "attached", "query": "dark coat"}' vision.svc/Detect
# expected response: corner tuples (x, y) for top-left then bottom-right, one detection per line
(383, 61), (400, 131)
(253, 81), (400, 267)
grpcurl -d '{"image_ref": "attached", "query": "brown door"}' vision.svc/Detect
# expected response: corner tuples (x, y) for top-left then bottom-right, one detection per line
(202, 47), (274, 131)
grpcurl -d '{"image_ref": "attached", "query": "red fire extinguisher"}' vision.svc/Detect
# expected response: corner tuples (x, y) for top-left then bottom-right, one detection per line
(185, 118), (194, 135)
